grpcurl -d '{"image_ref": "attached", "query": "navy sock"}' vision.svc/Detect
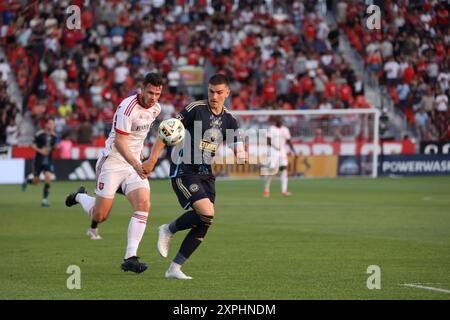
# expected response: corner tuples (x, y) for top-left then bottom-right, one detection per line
(173, 215), (213, 265)
(43, 183), (50, 199)
(168, 210), (202, 234)
(91, 220), (98, 229)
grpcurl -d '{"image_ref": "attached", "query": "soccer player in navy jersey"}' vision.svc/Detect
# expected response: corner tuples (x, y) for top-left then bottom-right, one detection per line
(22, 117), (58, 207)
(143, 74), (247, 279)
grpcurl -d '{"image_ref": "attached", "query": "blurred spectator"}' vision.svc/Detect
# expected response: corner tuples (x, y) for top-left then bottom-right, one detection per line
(415, 107), (430, 141)
(59, 132), (73, 159)
(0, 58), (11, 81)
(77, 121), (93, 144)
(6, 117), (18, 146)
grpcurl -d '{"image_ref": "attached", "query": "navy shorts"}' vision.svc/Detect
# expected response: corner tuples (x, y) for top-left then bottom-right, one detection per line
(171, 174), (216, 210)
(33, 161), (54, 176)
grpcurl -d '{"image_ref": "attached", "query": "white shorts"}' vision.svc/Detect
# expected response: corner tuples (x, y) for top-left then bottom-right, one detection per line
(268, 151), (288, 169)
(95, 156), (149, 199)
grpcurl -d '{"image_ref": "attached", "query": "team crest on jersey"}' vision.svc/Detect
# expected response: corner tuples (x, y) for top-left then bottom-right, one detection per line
(189, 184), (199, 192)
(98, 182), (104, 190)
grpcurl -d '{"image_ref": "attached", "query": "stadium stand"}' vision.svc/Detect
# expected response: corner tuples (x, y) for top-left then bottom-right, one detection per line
(338, 0), (449, 142)
(0, 0), (447, 146)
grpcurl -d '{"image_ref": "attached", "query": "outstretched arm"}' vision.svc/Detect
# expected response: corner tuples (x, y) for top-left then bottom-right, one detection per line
(234, 141), (248, 164)
(287, 139), (296, 155)
(142, 138), (166, 176)
(115, 132), (146, 179)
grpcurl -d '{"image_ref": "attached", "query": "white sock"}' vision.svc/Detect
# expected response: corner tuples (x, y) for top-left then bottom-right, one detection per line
(264, 175), (273, 193)
(281, 170), (288, 193)
(169, 262), (182, 271)
(76, 193), (95, 217)
(125, 211), (148, 259)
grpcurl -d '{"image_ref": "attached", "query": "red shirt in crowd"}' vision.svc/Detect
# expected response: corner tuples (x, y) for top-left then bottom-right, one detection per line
(403, 66), (415, 84)
(262, 82), (276, 102)
(339, 83), (352, 101)
(300, 76), (314, 93)
(325, 81), (338, 99)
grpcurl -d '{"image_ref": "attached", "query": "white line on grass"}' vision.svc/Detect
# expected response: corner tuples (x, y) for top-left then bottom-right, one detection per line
(402, 283), (450, 294)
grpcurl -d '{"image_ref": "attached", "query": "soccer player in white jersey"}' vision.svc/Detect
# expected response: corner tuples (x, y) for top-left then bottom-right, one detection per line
(65, 73), (163, 273)
(263, 116), (297, 197)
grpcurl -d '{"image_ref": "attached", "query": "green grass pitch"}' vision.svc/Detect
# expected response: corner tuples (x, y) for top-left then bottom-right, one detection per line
(0, 177), (449, 299)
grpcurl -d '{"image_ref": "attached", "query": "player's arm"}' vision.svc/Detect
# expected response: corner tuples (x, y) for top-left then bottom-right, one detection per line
(287, 139), (296, 155)
(113, 103), (147, 178)
(285, 128), (296, 155)
(234, 140), (248, 164)
(114, 132), (146, 179)
(31, 143), (48, 155)
(31, 135), (49, 156)
(228, 117), (247, 164)
(142, 138), (166, 176)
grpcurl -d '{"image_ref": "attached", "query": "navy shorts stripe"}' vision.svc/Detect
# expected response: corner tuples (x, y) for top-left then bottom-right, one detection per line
(171, 175), (216, 209)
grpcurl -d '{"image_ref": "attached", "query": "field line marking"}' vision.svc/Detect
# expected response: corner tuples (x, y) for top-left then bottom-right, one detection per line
(402, 283), (450, 294)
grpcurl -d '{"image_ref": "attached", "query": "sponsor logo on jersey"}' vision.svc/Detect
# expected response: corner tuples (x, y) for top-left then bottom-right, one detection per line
(199, 140), (218, 152)
(136, 124), (151, 131)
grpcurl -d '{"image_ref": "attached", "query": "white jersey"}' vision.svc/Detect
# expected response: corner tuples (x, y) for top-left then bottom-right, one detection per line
(268, 125), (291, 156)
(102, 94), (161, 164)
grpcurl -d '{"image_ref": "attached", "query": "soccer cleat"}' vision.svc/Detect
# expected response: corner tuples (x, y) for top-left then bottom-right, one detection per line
(165, 268), (192, 280)
(157, 224), (173, 258)
(86, 228), (102, 240)
(41, 198), (50, 207)
(281, 192), (292, 197)
(263, 191), (270, 198)
(65, 186), (87, 207)
(121, 256), (148, 273)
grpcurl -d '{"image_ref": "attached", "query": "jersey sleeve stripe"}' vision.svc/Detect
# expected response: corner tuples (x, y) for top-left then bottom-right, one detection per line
(115, 127), (130, 135)
(125, 102), (137, 117)
(124, 98), (137, 116)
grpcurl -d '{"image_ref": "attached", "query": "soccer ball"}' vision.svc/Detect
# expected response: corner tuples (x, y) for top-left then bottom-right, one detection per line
(158, 118), (185, 146)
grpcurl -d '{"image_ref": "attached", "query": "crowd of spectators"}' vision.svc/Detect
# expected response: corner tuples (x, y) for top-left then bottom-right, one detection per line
(338, 0), (449, 142)
(1, 0), (373, 146)
(0, 76), (18, 146)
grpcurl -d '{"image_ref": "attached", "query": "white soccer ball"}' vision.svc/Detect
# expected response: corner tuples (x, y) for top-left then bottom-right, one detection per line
(158, 118), (185, 146)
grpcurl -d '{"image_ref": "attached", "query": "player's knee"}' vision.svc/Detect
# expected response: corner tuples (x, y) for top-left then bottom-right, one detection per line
(196, 204), (214, 216)
(133, 199), (150, 212)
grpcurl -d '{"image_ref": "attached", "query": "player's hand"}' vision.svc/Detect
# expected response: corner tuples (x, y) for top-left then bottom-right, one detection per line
(142, 159), (155, 177)
(40, 148), (49, 156)
(132, 162), (147, 180)
(236, 151), (248, 164)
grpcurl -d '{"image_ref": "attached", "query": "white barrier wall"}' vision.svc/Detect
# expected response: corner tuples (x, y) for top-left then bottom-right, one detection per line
(0, 159), (25, 184)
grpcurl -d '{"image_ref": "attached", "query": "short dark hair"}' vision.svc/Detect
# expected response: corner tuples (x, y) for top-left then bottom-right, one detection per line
(208, 73), (229, 86)
(143, 73), (163, 87)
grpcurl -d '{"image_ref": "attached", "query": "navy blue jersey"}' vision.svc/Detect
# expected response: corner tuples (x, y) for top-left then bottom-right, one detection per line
(170, 100), (242, 177)
(33, 130), (57, 165)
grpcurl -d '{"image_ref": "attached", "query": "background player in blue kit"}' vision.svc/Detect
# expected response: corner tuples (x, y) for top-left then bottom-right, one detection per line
(22, 117), (58, 207)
